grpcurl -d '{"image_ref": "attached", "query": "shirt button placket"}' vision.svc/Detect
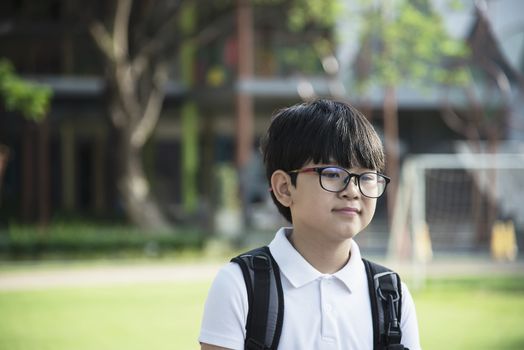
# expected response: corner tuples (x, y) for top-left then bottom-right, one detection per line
(320, 277), (338, 346)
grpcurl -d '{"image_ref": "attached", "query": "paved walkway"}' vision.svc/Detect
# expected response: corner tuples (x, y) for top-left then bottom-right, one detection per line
(0, 262), (222, 291)
(0, 258), (523, 291)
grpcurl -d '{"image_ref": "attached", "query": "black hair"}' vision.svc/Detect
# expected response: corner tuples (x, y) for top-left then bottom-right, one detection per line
(260, 99), (385, 223)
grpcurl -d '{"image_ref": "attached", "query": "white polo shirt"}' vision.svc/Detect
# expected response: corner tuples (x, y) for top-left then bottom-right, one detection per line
(199, 227), (421, 350)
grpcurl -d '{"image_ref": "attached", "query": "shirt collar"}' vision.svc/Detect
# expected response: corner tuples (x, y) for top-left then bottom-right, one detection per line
(333, 240), (363, 292)
(268, 227), (363, 292)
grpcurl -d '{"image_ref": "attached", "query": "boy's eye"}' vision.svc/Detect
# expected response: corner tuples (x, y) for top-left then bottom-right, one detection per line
(321, 168), (345, 179)
(361, 173), (378, 183)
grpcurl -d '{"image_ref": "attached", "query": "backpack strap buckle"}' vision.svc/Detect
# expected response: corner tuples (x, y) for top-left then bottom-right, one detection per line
(367, 265), (404, 347)
(374, 272), (400, 303)
(386, 312), (402, 344)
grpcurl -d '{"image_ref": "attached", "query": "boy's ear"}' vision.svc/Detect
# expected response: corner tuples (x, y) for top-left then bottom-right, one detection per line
(270, 170), (293, 207)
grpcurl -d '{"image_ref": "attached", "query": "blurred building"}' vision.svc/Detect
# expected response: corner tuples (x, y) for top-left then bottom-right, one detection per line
(0, 0), (523, 250)
(0, 0), (335, 227)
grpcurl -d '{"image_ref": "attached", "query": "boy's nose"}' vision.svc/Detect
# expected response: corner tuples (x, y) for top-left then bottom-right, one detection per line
(340, 177), (360, 197)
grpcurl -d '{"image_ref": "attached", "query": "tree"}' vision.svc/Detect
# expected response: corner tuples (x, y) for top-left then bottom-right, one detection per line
(351, 0), (469, 221)
(0, 58), (52, 224)
(88, 0), (200, 231)
(441, 1), (523, 151)
(86, 0), (344, 231)
(0, 59), (51, 122)
(279, 1), (469, 193)
(439, 1), (524, 244)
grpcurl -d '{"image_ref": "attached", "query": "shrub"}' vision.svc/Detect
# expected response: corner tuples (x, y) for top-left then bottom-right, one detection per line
(0, 223), (206, 260)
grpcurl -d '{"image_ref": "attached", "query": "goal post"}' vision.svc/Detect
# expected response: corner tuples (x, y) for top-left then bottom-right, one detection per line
(388, 152), (524, 284)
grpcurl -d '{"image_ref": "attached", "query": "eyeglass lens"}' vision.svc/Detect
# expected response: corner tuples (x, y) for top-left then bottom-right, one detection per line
(319, 167), (387, 197)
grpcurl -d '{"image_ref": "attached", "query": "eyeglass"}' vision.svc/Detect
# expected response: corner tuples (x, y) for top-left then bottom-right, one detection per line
(288, 166), (390, 198)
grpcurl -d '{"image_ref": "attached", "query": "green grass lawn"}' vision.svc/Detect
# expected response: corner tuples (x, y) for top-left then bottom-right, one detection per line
(415, 276), (524, 350)
(0, 281), (210, 350)
(1, 275), (523, 350)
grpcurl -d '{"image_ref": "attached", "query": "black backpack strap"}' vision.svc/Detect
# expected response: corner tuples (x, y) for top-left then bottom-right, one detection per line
(363, 258), (406, 350)
(231, 246), (284, 350)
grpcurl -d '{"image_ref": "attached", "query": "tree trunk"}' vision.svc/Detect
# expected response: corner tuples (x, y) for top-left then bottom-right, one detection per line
(236, 0), (255, 228)
(384, 85), (400, 225)
(117, 130), (170, 232)
(235, 0), (255, 170)
(88, 0), (189, 231)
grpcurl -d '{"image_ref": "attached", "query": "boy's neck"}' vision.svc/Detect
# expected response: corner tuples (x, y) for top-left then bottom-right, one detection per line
(287, 229), (352, 274)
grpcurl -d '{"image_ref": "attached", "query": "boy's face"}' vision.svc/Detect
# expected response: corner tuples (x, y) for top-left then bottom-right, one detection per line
(287, 162), (378, 243)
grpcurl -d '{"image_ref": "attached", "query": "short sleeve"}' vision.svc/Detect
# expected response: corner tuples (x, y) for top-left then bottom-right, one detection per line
(400, 282), (422, 350)
(199, 262), (249, 350)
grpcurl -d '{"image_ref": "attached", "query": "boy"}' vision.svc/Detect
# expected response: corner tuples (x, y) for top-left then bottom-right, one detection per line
(199, 99), (421, 349)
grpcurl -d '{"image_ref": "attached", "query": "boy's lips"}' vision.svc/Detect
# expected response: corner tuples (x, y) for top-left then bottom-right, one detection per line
(332, 207), (360, 214)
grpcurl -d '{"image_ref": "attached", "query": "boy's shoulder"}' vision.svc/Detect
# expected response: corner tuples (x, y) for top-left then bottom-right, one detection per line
(209, 259), (249, 295)
(231, 246), (285, 350)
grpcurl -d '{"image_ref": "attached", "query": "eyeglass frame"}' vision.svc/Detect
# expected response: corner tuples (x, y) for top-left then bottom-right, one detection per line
(287, 166), (391, 198)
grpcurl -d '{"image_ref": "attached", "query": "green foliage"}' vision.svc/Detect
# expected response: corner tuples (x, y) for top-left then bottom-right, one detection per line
(0, 59), (52, 121)
(356, 0), (470, 90)
(0, 223), (205, 259)
(277, 45), (324, 74)
(288, 0), (343, 32)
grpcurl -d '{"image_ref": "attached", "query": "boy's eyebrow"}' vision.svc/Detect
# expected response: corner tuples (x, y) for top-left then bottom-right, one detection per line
(309, 164), (377, 172)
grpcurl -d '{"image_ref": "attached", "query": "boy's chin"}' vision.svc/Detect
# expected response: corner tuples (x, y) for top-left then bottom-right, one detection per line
(331, 229), (360, 242)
